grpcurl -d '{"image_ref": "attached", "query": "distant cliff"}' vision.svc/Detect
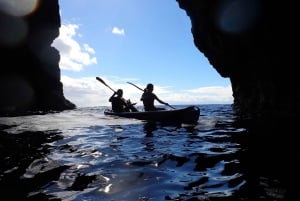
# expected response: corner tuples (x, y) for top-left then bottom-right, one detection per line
(0, 0), (298, 119)
(0, 0), (75, 116)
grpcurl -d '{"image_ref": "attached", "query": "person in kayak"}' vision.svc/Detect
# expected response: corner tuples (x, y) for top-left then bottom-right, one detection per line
(140, 83), (170, 111)
(109, 89), (138, 112)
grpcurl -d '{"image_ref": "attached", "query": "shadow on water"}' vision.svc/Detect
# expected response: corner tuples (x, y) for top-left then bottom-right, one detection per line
(143, 121), (158, 137)
(142, 120), (198, 137)
(231, 117), (300, 201)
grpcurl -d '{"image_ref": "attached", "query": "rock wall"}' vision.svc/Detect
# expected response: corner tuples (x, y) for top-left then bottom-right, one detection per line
(0, 0), (75, 116)
(177, 0), (299, 119)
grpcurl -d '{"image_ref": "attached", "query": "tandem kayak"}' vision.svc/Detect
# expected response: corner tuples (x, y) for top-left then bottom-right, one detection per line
(104, 106), (200, 124)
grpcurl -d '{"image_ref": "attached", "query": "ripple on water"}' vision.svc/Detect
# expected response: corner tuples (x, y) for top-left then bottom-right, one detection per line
(0, 105), (293, 201)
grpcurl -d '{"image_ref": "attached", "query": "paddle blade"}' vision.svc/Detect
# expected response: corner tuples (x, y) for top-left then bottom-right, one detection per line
(96, 77), (105, 84)
(96, 77), (116, 92)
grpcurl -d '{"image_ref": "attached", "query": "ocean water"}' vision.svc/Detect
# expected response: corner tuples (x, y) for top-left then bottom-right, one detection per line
(0, 104), (297, 201)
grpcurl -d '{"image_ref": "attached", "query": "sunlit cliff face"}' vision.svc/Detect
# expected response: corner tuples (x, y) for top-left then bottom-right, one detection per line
(0, 0), (40, 46)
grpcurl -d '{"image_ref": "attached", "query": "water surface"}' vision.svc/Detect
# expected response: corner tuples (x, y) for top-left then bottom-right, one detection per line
(0, 104), (296, 201)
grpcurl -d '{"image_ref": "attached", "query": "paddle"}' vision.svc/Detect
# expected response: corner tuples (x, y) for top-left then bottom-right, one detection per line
(96, 77), (116, 93)
(96, 77), (138, 111)
(127, 82), (145, 92)
(127, 81), (176, 109)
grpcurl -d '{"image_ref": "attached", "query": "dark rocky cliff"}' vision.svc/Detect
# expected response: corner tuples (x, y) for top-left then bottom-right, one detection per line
(177, 0), (298, 119)
(0, 0), (75, 116)
(0, 0), (298, 119)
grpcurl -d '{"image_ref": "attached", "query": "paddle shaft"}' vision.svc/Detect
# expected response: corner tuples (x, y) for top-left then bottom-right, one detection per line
(166, 104), (176, 109)
(127, 82), (144, 92)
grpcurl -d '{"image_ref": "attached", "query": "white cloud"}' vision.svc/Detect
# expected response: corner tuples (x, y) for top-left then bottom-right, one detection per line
(61, 76), (108, 107)
(185, 86), (234, 104)
(51, 23), (97, 71)
(61, 76), (233, 108)
(112, 27), (125, 35)
(54, 23), (233, 108)
(61, 76), (143, 107)
(83, 44), (96, 54)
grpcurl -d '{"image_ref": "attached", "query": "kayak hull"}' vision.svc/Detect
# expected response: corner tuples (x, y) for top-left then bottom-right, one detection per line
(104, 106), (200, 124)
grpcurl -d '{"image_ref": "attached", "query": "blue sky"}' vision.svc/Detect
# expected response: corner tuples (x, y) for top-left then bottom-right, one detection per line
(52, 0), (233, 107)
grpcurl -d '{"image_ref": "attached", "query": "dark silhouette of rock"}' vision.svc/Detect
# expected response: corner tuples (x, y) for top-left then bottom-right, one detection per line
(0, 0), (75, 116)
(177, 0), (299, 119)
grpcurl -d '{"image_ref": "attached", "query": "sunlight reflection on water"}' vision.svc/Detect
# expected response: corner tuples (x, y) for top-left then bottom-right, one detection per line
(0, 107), (142, 134)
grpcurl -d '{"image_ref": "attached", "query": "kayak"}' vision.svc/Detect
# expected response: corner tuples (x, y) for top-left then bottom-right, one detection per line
(104, 106), (200, 124)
